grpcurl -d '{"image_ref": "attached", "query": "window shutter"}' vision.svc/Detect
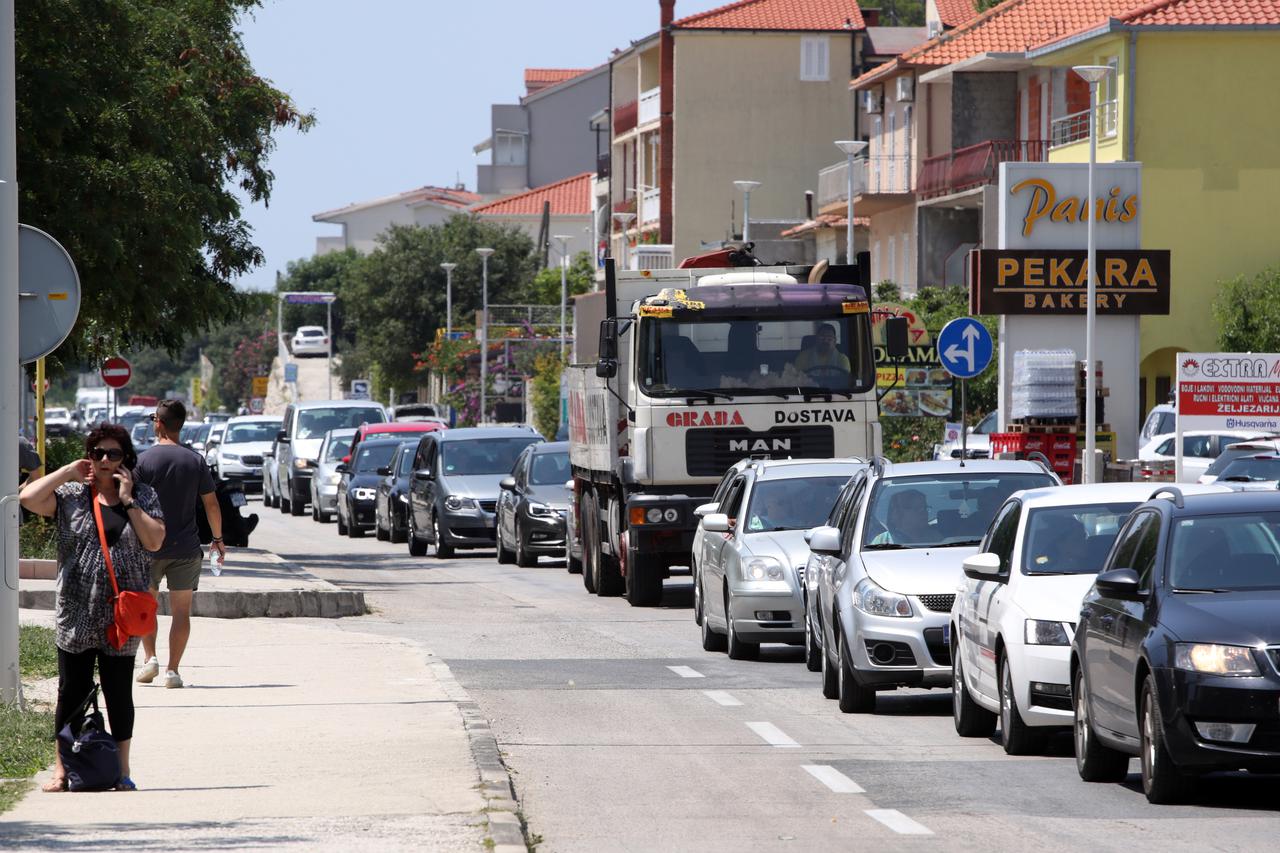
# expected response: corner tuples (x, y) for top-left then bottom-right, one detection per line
(801, 36), (829, 81)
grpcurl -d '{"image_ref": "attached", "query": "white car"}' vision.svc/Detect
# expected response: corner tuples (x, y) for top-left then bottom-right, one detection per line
(291, 325), (330, 357)
(934, 411), (998, 461)
(1138, 430), (1266, 481)
(1198, 439), (1280, 484)
(950, 481), (1228, 754)
(44, 407), (75, 437)
(213, 415), (283, 491)
(203, 422), (227, 466)
(1139, 402), (1176, 446)
(1210, 453), (1280, 492)
(690, 458), (755, 628)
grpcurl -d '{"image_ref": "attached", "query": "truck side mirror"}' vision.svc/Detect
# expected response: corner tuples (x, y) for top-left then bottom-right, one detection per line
(596, 319), (618, 379)
(885, 317), (909, 360)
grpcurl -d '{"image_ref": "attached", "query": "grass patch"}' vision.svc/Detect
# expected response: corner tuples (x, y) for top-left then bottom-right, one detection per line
(0, 780), (34, 815)
(18, 515), (57, 560)
(0, 703), (55, 813)
(20, 626), (58, 680)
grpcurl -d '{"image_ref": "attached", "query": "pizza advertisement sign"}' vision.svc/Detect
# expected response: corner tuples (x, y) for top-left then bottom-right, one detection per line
(872, 303), (953, 418)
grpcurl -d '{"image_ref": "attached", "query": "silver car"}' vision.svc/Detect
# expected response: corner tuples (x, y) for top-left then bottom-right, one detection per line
(807, 459), (1059, 714)
(308, 428), (356, 523)
(697, 459), (865, 660)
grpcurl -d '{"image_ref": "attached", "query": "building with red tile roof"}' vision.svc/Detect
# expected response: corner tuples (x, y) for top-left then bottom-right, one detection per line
(312, 185), (483, 255)
(928, 0), (980, 29)
(673, 0), (865, 31)
(471, 173), (594, 217)
(524, 68), (590, 96)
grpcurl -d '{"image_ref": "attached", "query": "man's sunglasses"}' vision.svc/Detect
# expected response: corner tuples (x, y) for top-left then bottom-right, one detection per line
(88, 447), (125, 462)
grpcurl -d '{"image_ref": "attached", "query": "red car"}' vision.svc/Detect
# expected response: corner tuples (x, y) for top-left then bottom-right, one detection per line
(344, 420), (447, 463)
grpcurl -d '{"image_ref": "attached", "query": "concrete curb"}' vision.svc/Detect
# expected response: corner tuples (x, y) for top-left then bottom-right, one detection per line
(17, 587), (367, 618)
(426, 655), (531, 853)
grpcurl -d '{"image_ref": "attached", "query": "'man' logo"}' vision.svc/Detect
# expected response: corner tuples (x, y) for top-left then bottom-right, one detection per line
(667, 410), (745, 428)
(729, 438), (792, 453)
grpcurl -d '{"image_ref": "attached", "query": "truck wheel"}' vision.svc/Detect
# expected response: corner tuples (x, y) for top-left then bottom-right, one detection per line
(567, 553), (583, 575)
(596, 553), (624, 597)
(625, 552), (663, 606)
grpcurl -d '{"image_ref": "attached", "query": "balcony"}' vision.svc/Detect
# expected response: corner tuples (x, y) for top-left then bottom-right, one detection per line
(817, 159), (866, 211)
(641, 186), (660, 225)
(1050, 100), (1118, 147)
(596, 153), (610, 180)
(864, 155), (913, 195)
(917, 139), (1050, 199)
(614, 100), (637, 136)
(638, 87), (660, 127)
(635, 243), (674, 271)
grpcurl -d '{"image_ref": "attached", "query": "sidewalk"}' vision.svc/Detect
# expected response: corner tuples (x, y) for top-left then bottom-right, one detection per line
(3, 609), (498, 852)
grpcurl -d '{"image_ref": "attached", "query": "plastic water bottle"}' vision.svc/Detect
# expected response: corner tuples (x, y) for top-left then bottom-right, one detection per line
(209, 549), (224, 577)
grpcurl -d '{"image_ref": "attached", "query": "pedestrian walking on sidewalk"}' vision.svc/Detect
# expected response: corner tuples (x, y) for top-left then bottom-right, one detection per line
(18, 424), (166, 792)
(134, 400), (225, 689)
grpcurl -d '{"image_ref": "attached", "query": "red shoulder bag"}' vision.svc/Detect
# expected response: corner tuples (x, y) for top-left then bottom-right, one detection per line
(90, 485), (158, 650)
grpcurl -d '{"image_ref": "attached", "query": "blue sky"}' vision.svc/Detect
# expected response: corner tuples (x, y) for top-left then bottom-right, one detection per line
(234, 0), (727, 292)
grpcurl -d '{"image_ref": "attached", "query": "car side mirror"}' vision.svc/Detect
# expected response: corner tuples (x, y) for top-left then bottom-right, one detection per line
(335, 463), (349, 474)
(694, 502), (719, 518)
(412, 468), (431, 481)
(1095, 568), (1142, 599)
(206, 439), (220, 449)
(807, 525), (842, 557)
(276, 430), (288, 442)
(884, 316), (910, 360)
(376, 466), (392, 476)
(499, 476), (516, 491)
(962, 552), (1003, 580)
(564, 479), (574, 491)
(302, 458), (317, 469)
(702, 512), (731, 533)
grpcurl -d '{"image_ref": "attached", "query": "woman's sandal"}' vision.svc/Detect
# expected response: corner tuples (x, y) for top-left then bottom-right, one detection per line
(42, 776), (68, 792)
(115, 777), (137, 791)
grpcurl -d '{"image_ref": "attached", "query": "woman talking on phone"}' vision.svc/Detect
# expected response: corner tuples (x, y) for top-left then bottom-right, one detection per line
(19, 424), (165, 791)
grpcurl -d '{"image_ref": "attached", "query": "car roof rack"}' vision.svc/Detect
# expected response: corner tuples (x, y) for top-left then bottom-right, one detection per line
(1025, 451), (1055, 477)
(870, 455), (889, 478)
(1149, 485), (1185, 508)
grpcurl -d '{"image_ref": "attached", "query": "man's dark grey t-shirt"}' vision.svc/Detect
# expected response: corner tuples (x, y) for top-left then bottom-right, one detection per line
(134, 443), (215, 560)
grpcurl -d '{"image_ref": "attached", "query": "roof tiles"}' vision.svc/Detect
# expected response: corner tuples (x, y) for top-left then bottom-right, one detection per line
(933, 0), (980, 27)
(1118, 0), (1280, 26)
(471, 172), (594, 217)
(524, 68), (590, 85)
(674, 0), (865, 31)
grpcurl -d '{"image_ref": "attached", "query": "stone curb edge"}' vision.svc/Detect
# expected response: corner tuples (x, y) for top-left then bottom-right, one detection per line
(17, 588), (367, 619)
(426, 656), (530, 853)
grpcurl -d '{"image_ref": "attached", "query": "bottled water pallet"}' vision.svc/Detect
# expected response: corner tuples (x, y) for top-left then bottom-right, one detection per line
(1008, 419), (1077, 434)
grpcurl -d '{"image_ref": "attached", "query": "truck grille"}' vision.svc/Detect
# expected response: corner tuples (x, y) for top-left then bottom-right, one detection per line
(917, 594), (955, 613)
(684, 427), (835, 477)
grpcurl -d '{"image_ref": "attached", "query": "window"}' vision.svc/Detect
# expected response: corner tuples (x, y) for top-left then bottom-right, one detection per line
(862, 472), (1055, 549)
(901, 232), (910, 286)
(744, 476), (849, 533)
(1022, 502), (1141, 575)
(721, 477), (748, 521)
(800, 36), (829, 81)
(887, 236), (896, 283)
(1130, 513), (1162, 588)
(985, 501), (1022, 575)
(494, 131), (527, 167)
(1109, 511), (1156, 576)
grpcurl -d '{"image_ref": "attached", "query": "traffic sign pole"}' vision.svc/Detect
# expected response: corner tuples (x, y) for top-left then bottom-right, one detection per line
(35, 357), (45, 471)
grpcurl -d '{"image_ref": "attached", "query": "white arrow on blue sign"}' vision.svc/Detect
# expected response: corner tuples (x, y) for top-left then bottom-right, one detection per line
(937, 317), (993, 380)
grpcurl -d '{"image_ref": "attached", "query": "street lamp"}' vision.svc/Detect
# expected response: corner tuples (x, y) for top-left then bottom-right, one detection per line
(733, 180), (761, 244)
(613, 212), (635, 270)
(475, 248), (495, 425)
(440, 262), (457, 339)
(834, 140), (868, 264)
(1073, 64), (1111, 484)
(552, 235), (572, 360)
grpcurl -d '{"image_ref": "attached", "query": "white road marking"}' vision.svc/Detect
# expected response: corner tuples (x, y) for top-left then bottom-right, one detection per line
(666, 665), (705, 678)
(745, 721), (800, 748)
(703, 690), (742, 707)
(865, 809), (933, 835)
(802, 764), (865, 793)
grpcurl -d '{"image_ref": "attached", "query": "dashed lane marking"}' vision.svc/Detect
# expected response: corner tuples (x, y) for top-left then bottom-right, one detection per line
(865, 809), (933, 835)
(802, 764), (865, 793)
(666, 665), (705, 678)
(745, 721), (800, 748)
(703, 690), (743, 707)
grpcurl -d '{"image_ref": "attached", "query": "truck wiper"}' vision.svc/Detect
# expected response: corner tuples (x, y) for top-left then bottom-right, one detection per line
(682, 388), (735, 403)
(794, 385), (853, 400)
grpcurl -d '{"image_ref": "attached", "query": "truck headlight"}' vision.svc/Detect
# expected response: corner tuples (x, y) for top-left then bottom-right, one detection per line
(1024, 619), (1071, 646)
(853, 577), (911, 618)
(1174, 643), (1260, 676)
(445, 495), (476, 511)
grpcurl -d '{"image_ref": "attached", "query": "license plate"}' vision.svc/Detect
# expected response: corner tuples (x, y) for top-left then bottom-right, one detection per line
(230, 492), (247, 507)
(943, 623), (951, 646)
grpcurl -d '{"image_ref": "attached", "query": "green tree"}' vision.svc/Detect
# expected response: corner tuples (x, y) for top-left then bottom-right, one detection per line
(341, 218), (538, 390)
(878, 0), (926, 26)
(277, 249), (364, 352)
(976, 0), (1002, 11)
(1214, 266), (1280, 352)
(16, 0), (314, 361)
(523, 251), (596, 304)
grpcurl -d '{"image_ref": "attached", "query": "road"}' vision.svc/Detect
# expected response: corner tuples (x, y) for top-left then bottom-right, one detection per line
(248, 503), (1280, 852)
(264, 344), (342, 415)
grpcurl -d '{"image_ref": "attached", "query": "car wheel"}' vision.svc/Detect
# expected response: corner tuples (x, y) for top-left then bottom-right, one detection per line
(496, 521), (515, 564)
(390, 507), (407, 544)
(311, 497), (320, 521)
(1073, 667), (1130, 783)
(821, 621), (840, 699)
(692, 561), (703, 627)
(837, 630), (876, 713)
(952, 638), (997, 737)
(433, 513), (455, 559)
(289, 483), (306, 516)
(1000, 655), (1041, 755)
(567, 551), (583, 575)
(279, 485), (291, 513)
(336, 506), (348, 536)
(1141, 675), (1192, 804)
(725, 592), (759, 661)
(407, 512), (428, 557)
(515, 521), (538, 568)
(348, 515), (365, 538)
(700, 575), (727, 652)
(375, 510), (390, 540)
(803, 604), (822, 673)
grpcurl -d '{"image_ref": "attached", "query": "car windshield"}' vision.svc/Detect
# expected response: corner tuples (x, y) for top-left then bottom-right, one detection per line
(193, 424), (210, 442)
(1152, 411), (1176, 437)
(862, 472), (1056, 549)
(296, 407), (384, 439)
(442, 438), (540, 476)
(179, 424), (197, 442)
(300, 328), (323, 337)
(744, 476), (848, 533)
(1171, 513), (1280, 591)
(640, 314), (874, 397)
(530, 451), (571, 485)
(1203, 446), (1274, 477)
(1022, 502), (1140, 575)
(225, 422), (281, 444)
(354, 443), (399, 473)
(324, 436), (353, 462)
(47, 408), (68, 419)
(1216, 457), (1280, 482)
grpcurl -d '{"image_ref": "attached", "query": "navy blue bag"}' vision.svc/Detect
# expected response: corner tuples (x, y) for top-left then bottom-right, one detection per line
(56, 685), (122, 792)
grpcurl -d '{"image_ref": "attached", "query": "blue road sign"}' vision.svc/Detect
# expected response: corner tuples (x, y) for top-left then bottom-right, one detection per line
(937, 318), (993, 380)
(284, 363), (298, 383)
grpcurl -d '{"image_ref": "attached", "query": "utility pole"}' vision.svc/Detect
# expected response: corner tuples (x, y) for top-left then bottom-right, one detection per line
(1, 0), (21, 704)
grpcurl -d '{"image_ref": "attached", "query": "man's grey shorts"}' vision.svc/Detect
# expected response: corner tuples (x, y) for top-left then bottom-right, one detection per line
(151, 555), (203, 592)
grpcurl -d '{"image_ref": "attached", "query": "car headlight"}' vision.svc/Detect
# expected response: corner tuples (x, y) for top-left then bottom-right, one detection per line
(397, 493), (409, 503)
(1024, 619), (1071, 646)
(324, 473), (341, 486)
(293, 457), (313, 470)
(853, 577), (912, 617)
(445, 495), (477, 511)
(1174, 643), (1260, 676)
(741, 556), (785, 582)
(528, 502), (554, 517)
(353, 488), (377, 501)
(221, 453), (240, 462)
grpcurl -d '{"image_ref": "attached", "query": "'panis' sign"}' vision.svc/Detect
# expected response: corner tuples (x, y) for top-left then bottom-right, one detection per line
(998, 162), (1142, 251)
(969, 249), (1170, 315)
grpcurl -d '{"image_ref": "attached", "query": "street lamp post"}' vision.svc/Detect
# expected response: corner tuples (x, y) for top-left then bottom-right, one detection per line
(733, 180), (761, 244)
(440, 262), (457, 339)
(834, 140), (868, 264)
(613, 212), (635, 270)
(552, 235), (571, 360)
(475, 248), (494, 425)
(1073, 65), (1111, 485)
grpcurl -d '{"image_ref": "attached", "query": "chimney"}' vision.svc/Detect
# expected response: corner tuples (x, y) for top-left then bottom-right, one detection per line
(659, 0), (675, 245)
(863, 7), (880, 26)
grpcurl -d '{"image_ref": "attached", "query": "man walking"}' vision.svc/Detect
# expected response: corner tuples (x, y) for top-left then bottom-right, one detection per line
(134, 400), (225, 688)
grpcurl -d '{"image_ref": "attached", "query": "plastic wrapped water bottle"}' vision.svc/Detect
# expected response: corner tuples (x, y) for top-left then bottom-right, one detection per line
(209, 549), (224, 577)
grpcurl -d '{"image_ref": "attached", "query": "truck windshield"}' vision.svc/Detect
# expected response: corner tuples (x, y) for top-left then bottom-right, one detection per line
(640, 315), (874, 397)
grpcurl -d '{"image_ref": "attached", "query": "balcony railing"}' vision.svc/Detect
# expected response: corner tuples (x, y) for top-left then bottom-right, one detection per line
(1050, 100), (1118, 147)
(817, 159), (866, 208)
(635, 244), (674, 271)
(638, 87), (660, 126)
(614, 99), (637, 136)
(863, 155), (913, 195)
(640, 187), (660, 225)
(917, 139), (1050, 199)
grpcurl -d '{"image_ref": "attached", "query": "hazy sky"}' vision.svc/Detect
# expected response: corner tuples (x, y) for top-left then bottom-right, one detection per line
(234, 0), (728, 292)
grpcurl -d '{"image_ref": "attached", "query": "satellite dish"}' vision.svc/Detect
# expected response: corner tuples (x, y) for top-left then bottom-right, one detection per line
(18, 224), (81, 363)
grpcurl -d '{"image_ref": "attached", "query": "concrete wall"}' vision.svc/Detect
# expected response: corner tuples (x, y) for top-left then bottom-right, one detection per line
(671, 30), (857, 261)
(526, 69), (609, 189)
(923, 80), (952, 158)
(952, 72), (1018, 148)
(324, 203), (412, 255)
(918, 206), (979, 286)
(867, 201), (916, 291)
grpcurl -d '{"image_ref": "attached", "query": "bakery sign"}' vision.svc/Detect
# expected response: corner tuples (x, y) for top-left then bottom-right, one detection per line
(998, 162), (1142, 251)
(969, 249), (1170, 315)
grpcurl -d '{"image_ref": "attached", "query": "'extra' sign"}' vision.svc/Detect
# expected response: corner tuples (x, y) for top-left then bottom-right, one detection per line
(1177, 353), (1280, 433)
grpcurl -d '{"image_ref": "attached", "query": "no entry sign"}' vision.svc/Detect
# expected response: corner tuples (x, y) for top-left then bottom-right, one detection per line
(101, 357), (132, 389)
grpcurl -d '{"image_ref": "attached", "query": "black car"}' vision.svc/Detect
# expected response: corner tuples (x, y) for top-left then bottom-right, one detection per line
(375, 442), (416, 543)
(336, 437), (411, 538)
(496, 441), (571, 567)
(1072, 487), (1280, 803)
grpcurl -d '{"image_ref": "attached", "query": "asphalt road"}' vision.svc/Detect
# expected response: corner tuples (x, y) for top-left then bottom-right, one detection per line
(247, 500), (1280, 852)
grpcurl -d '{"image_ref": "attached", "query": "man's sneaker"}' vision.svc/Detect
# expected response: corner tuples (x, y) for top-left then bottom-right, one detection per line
(164, 670), (183, 689)
(136, 658), (159, 684)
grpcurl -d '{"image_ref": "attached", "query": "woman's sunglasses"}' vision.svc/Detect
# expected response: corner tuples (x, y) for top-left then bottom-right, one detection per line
(88, 447), (125, 462)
